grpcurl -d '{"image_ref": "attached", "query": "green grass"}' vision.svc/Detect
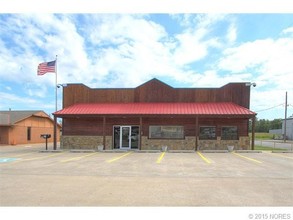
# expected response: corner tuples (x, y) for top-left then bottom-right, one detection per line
(250, 132), (274, 140)
(254, 145), (285, 151)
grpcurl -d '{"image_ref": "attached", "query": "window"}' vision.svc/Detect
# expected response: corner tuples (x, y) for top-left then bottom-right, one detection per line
(199, 126), (216, 140)
(27, 127), (31, 141)
(221, 126), (238, 140)
(149, 126), (184, 139)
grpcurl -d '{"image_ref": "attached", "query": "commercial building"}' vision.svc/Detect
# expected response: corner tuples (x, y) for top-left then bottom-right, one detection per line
(269, 117), (293, 140)
(53, 78), (256, 151)
(0, 110), (61, 145)
(283, 117), (293, 140)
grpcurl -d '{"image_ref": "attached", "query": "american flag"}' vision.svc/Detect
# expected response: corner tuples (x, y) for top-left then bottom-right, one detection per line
(37, 60), (56, 75)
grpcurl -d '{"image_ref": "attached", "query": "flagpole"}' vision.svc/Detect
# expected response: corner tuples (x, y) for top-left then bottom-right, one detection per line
(54, 55), (58, 150)
(55, 55), (58, 112)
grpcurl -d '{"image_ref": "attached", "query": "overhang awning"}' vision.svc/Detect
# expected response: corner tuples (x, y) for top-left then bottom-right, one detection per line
(54, 102), (256, 118)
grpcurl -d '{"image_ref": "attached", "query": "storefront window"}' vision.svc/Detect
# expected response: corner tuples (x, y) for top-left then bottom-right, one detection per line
(199, 126), (216, 140)
(149, 126), (184, 139)
(221, 126), (238, 140)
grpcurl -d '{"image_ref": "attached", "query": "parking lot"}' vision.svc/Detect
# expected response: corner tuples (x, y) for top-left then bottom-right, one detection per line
(0, 144), (292, 206)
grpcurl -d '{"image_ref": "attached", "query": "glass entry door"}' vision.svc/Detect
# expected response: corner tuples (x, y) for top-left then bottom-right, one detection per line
(113, 126), (139, 149)
(120, 126), (131, 149)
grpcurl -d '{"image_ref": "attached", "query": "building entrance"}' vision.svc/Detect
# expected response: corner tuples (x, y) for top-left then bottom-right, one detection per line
(113, 126), (139, 149)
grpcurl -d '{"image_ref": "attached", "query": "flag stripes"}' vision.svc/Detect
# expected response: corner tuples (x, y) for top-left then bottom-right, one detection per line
(37, 60), (56, 75)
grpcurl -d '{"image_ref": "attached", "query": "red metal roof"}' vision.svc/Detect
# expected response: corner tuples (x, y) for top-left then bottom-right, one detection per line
(54, 102), (255, 117)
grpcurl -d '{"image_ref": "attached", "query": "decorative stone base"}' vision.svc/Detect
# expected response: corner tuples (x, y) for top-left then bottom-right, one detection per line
(105, 136), (112, 150)
(141, 136), (196, 150)
(61, 135), (251, 150)
(61, 136), (105, 150)
(198, 136), (250, 151)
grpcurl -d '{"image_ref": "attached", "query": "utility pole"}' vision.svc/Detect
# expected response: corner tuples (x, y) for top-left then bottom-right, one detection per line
(284, 91), (287, 142)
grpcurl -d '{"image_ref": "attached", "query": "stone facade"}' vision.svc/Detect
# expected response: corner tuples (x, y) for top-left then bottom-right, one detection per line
(61, 136), (103, 149)
(141, 136), (196, 150)
(61, 135), (250, 150)
(198, 136), (250, 150)
(105, 136), (112, 150)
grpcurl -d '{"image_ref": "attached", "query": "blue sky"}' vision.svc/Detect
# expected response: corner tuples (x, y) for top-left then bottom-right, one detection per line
(0, 12), (293, 119)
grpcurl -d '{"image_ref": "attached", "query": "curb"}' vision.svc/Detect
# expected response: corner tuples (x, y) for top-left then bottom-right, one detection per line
(272, 151), (293, 153)
(235, 150), (262, 153)
(70, 150), (96, 153)
(39, 150), (64, 153)
(201, 150), (229, 153)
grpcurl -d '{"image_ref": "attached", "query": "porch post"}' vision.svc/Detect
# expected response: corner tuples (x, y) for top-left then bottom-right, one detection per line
(251, 116), (256, 150)
(195, 116), (199, 151)
(139, 117), (142, 150)
(53, 115), (57, 150)
(103, 116), (106, 150)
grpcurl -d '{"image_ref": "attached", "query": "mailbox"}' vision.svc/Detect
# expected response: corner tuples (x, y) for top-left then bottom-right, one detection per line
(40, 134), (51, 139)
(40, 134), (51, 150)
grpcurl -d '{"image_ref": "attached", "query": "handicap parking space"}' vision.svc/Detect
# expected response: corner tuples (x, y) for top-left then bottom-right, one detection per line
(0, 158), (18, 163)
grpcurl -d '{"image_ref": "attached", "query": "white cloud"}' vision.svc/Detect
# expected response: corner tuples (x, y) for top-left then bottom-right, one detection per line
(0, 14), (239, 89)
(1, 14), (291, 119)
(281, 26), (293, 35)
(187, 70), (252, 88)
(0, 92), (37, 109)
(218, 37), (293, 89)
(217, 33), (293, 119)
(226, 22), (237, 43)
(171, 14), (235, 65)
(172, 31), (208, 65)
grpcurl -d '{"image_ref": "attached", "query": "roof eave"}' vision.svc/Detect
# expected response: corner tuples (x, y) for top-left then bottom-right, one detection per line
(54, 113), (256, 118)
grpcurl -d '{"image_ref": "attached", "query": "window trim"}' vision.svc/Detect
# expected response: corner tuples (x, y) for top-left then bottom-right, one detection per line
(149, 125), (184, 139)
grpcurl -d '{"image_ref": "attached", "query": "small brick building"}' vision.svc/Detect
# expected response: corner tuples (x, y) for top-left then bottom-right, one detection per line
(0, 110), (61, 145)
(53, 78), (256, 151)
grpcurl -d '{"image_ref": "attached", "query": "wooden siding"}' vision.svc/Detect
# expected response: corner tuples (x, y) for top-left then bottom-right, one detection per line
(63, 117), (249, 137)
(63, 79), (251, 108)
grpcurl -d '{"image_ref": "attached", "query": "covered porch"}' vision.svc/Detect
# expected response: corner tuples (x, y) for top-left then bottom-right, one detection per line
(53, 102), (256, 151)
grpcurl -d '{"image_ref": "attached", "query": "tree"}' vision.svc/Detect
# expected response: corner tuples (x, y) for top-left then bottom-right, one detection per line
(270, 119), (282, 130)
(249, 118), (282, 132)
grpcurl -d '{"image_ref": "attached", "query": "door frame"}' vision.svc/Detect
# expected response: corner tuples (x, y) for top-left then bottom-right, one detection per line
(120, 126), (131, 149)
(113, 125), (140, 150)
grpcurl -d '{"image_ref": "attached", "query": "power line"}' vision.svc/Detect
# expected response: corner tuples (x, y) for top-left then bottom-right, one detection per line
(255, 104), (284, 112)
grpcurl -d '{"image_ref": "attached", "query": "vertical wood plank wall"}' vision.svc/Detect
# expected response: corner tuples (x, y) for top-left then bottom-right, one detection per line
(63, 79), (250, 109)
